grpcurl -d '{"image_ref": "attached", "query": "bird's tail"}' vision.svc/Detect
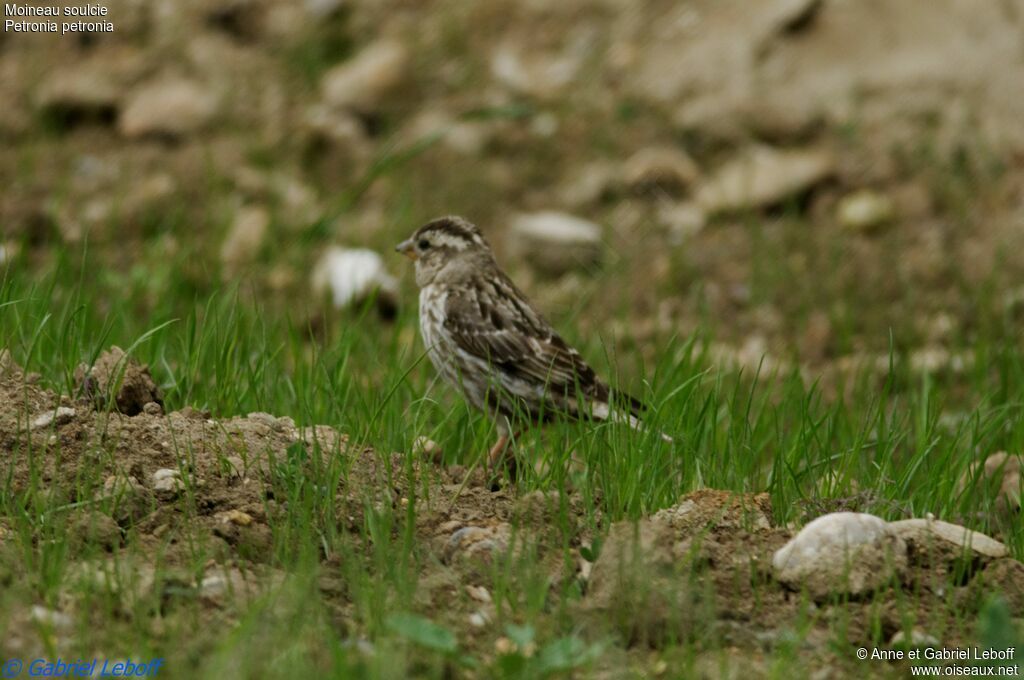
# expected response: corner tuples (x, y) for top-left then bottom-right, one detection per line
(598, 390), (674, 443)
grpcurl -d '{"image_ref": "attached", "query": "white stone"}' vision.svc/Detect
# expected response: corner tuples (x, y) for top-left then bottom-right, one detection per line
(311, 247), (398, 310)
(321, 41), (408, 112)
(30, 606), (73, 630)
(888, 518), (1007, 559)
(890, 629), (940, 649)
(119, 78), (217, 139)
(152, 468), (185, 496)
(412, 436), (442, 460)
(773, 512), (907, 598)
(200, 574), (228, 597)
(838, 190), (894, 232)
(31, 407), (76, 430)
(508, 211), (603, 276)
(695, 146), (833, 215)
(466, 585), (492, 603)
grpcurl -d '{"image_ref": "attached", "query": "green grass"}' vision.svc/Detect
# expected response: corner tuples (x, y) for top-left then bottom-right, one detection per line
(2, 238), (1024, 678)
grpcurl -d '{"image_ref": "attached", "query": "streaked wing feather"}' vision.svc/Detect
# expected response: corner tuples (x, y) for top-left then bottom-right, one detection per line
(443, 274), (604, 398)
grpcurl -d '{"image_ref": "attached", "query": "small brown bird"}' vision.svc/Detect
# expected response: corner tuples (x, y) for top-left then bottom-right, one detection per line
(396, 216), (666, 475)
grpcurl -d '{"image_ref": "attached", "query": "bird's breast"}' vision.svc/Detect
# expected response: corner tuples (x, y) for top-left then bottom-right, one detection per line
(418, 285), (449, 363)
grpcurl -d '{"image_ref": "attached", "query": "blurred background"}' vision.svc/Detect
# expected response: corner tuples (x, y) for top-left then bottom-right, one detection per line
(3, 0), (1024, 394)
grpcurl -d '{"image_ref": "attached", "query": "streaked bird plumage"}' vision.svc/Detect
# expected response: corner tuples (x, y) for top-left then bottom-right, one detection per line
(396, 216), (665, 474)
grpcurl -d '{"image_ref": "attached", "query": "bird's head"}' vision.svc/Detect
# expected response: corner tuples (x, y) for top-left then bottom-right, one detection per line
(396, 216), (493, 286)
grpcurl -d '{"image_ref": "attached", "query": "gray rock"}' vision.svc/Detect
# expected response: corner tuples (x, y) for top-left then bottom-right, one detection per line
(321, 40), (408, 113)
(508, 211), (603, 276)
(152, 468), (186, 498)
(119, 78), (217, 139)
(888, 517), (1007, 559)
(36, 66), (120, 120)
(31, 406), (76, 430)
(695, 146), (833, 215)
(773, 512), (908, 599)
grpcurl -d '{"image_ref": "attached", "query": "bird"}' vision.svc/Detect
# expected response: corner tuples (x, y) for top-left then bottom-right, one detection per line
(395, 215), (668, 477)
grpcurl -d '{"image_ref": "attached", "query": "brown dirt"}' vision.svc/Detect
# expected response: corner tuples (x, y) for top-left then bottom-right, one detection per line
(1, 350), (1019, 673)
(74, 346), (163, 415)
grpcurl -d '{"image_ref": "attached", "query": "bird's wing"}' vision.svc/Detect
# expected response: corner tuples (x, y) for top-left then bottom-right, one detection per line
(442, 273), (607, 399)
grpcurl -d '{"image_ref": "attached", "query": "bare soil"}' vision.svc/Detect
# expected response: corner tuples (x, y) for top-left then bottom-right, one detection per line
(1, 352), (1017, 675)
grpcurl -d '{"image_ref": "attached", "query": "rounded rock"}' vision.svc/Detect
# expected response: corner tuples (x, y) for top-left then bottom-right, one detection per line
(507, 211), (603, 277)
(772, 512), (908, 599)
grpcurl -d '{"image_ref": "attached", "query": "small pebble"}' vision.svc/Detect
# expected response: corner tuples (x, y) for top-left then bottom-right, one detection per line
(465, 585), (492, 603)
(30, 606), (73, 630)
(31, 407), (76, 430)
(495, 637), (516, 655)
(413, 436), (443, 461)
(890, 629), (940, 649)
(152, 468), (185, 496)
(838, 190), (894, 233)
(223, 510), (253, 526)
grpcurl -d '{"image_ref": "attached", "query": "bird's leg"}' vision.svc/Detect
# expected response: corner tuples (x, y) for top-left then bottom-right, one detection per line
(487, 434), (510, 476)
(487, 426), (519, 484)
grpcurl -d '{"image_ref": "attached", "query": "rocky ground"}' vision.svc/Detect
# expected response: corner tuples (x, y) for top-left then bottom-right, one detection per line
(3, 0), (1024, 378)
(4, 0), (1024, 675)
(2, 349), (1022, 676)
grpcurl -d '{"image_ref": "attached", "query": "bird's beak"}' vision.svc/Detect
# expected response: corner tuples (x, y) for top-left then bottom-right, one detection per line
(395, 239), (418, 261)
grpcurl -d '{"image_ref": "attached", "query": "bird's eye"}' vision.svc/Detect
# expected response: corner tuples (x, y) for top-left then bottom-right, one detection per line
(417, 239), (430, 250)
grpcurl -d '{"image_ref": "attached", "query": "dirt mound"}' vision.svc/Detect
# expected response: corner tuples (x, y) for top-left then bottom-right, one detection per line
(74, 346), (163, 415)
(1, 352), (1020, 671)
